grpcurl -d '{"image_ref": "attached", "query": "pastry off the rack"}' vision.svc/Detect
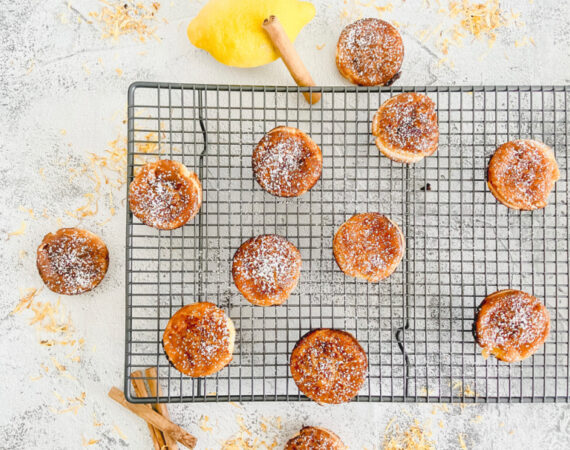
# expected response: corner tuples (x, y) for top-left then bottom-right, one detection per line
(487, 139), (559, 210)
(372, 92), (439, 163)
(333, 213), (404, 282)
(475, 290), (550, 363)
(290, 329), (367, 404)
(163, 302), (235, 377)
(128, 159), (202, 230)
(285, 426), (346, 449)
(36, 228), (109, 295)
(336, 18), (404, 86)
(252, 126), (322, 197)
(232, 234), (302, 306)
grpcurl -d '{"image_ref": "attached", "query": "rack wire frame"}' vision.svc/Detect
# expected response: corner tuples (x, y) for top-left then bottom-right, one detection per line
(125, 83), (569, 403)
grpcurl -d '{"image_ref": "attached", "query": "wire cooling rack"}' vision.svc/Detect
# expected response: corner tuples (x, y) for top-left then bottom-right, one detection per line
(125, 84), (569, 403)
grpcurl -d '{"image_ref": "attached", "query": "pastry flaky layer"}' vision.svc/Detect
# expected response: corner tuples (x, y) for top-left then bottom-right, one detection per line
(252, 126), (322, 198)
(476, 289), (550, 363)
(487, 139), (559, 210)
(285, 426), (346, 450)
(290, 328), (367, 404)
(163, 302), (235, 377)
(336, 18), (404, 86)
(37, 228), (109, 295)
(129, 159), (202, 230)
(333, 213), (404, 282)
(372, 92), (439, 163)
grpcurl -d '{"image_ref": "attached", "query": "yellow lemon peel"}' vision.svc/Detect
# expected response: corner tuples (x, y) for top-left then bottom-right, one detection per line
(187, 0), (315, 68)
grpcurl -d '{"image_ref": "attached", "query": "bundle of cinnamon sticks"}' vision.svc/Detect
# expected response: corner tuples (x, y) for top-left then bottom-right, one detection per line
(108, 368), (197, 449)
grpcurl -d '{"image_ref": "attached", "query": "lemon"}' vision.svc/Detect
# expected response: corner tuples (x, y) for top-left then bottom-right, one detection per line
(187, 0), (315, 68)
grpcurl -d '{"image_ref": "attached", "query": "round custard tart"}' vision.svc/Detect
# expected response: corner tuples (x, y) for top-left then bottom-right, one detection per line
(290, 328), (367, 404)
(128, 159), (202, 230)
(252, 126), (322, 198)
(285, 426), (346, 450)
(475, 289), (550, 363)
(163, 302), (235, 377)
(372, 92), (439, 164)
(336, 18), (404, 86)
(333, 213), (404, 282)
(232, 234), (302, 306)
(487, 139), (559, 210)
(37, 228), (109, 295)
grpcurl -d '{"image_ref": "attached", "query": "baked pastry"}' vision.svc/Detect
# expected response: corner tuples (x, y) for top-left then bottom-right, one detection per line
(285, 426), (346, 450)
(336, 18), (404, 86)
(475, 290), (550, 363)
(252, 126), (322, 197)
(487, 139), (559, 210)
(333, 213), (404, 282)
(290, 329), (367, 404)
(372, 92), (439, 163)
(232, 234), (302, 306)
(163, 302), (235, 377)
(128, 159), (202, 230)
(36, 228), (109, 295)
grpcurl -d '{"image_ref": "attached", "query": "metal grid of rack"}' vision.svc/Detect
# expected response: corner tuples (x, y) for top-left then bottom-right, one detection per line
(125, 84), (569, 403)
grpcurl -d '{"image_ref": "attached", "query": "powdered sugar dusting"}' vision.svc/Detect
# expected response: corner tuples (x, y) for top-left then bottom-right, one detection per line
(129, 160), (201, 229)
(488, 139), (559, 210)
(336, 18), (404, 86)
(477, 290), (550, 361)
(253, 128), (322, 197)
(163, 303), (233, 377)
(334, 213), (404, 282)
(373, 93), (439, 155)
(290, 329), (368, 404)
(37, 228), (108, 295)
(232, 235), (301, 306)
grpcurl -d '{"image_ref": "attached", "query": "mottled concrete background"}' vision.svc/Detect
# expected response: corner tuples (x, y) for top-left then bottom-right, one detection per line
(1, 1), (569, 449)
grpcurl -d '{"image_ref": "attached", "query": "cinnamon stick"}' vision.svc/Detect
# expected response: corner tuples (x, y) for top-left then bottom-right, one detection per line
(109, 387), (197, 449)
(145, 367), (179, 450)
(263, 15), (321, 105)
(130, 371), (166, 450)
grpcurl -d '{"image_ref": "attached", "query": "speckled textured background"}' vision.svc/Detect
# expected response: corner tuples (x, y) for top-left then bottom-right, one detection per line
(1, 1), (569, 449)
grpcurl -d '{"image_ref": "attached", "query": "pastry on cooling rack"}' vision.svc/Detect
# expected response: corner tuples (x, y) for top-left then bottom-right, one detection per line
(372, 92), (439, 163)
(252, 126), (322, 197)
(487, 139), (559, 210)
(232, 234), (302, 306)
(333, 213), (404, 282)
(290, 329), (367, 404)
(336, 18), (404, 86)
(285, 426), (346, 449)
(163, 302), (235, 377)
(36, 228), (109, 295)
(128, 159), (202, 230)
(475, 289), (550, 363)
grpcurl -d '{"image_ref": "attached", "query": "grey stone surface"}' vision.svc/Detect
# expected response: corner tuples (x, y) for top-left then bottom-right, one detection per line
(1, 0), (569, 449)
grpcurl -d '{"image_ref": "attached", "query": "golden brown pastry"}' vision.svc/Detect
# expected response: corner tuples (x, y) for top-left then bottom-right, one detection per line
(252, 126), (322, 197)
(372, 92), (439, 163)
(128, 159), (202, 230)
(333, 213), (404, 282)
(475, 290), (550, 363)
(336, 18), (404, 86)
(232, 234), (302, 306)
(487, 139), (559, 210)
(285, 426), (346, 450)
(36, 228), (109, 295)
(163, 302), (235, 377)
(290, 329), (367, 404)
